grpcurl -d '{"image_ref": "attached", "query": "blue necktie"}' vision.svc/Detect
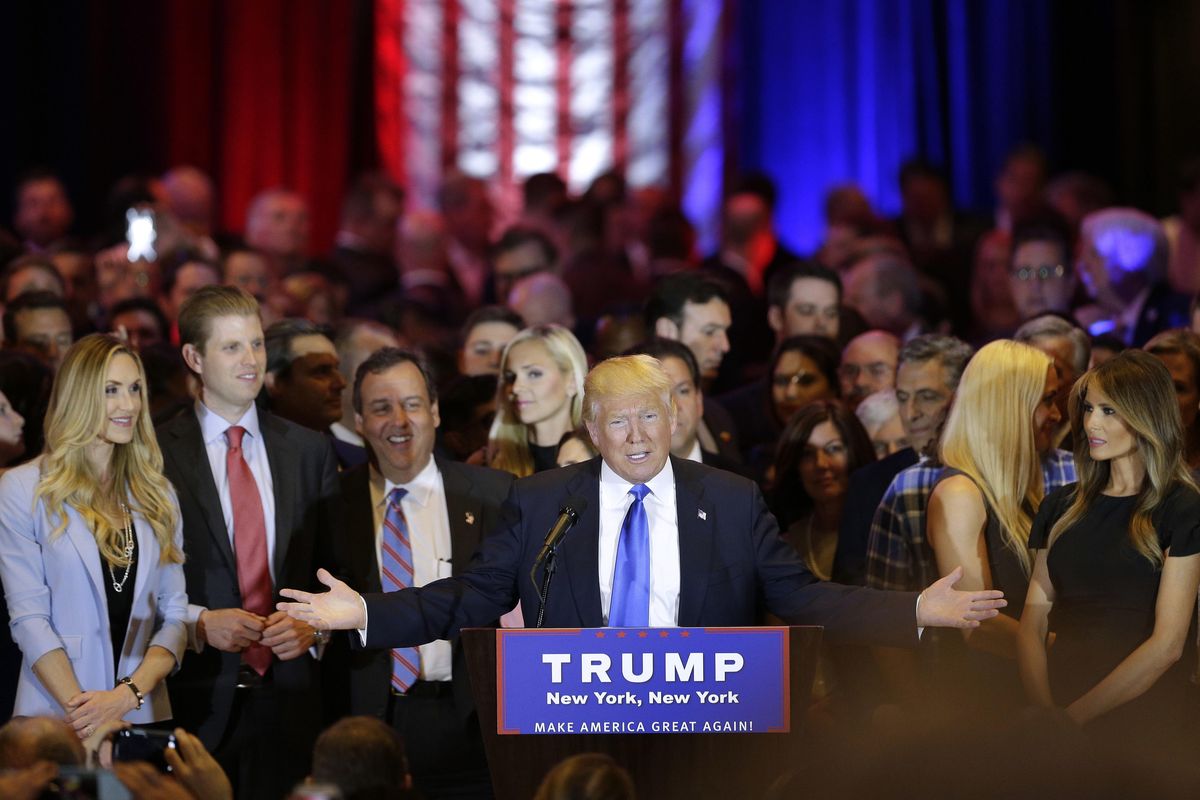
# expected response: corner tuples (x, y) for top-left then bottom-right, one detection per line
(381, 488), (420, 692)
(609, 484), (650, 627)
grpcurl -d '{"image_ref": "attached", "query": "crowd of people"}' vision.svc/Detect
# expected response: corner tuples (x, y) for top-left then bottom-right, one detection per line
(0, 145), (1199, 798)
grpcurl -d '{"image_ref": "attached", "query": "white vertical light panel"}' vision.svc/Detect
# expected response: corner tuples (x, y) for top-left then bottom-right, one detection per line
(569, 0), (614, 191)
(513, 0), (557, 177)
(458, 0), (500, 177)
(626, 0), (669, 188)
(404, 0), (443, 209)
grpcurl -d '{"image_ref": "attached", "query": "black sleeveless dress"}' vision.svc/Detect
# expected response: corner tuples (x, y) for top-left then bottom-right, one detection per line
(1029, 482), (1200, 737)
(928, 468), (1029, 715)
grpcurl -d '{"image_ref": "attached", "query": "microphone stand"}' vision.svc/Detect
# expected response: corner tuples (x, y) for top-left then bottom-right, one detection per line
(534, 545), (558, 629)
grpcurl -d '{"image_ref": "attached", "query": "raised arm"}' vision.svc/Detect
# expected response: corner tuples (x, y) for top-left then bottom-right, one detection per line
(1064, 551), (1200, 725)
(1016, 549), (1055, 708)
(927, 475), (1020, 657)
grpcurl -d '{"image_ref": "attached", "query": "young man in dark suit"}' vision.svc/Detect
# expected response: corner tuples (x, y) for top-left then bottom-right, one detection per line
(327, 346), (512, 798)
(159, 286), (341, 799)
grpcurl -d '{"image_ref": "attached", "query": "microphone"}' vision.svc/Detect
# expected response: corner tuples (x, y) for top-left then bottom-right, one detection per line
(533, 498), (587, 568)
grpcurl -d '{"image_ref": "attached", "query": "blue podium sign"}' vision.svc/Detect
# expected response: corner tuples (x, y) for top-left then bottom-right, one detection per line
(495, 627), (790, 735)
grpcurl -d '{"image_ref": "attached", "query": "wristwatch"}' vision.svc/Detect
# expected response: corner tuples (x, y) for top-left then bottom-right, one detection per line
(312, 629), (330, 645)
(118, 676), (144, 710)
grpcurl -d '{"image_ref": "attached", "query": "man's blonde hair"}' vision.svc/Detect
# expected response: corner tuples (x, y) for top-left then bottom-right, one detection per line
(582, 355), (675, 424)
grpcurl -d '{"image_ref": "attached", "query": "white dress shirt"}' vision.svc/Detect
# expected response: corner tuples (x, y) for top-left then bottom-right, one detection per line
(597, 459), (681, 627)
(683, 440), (703, 463)
(367, 458), (453, 681)
(186, 401), (279, 646)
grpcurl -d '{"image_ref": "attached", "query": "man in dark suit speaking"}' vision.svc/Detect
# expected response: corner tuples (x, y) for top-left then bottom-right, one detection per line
(280, 356), (1005, 652)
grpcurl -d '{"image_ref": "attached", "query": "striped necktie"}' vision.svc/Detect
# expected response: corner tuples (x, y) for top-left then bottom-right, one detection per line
(381, 487), (420, 691)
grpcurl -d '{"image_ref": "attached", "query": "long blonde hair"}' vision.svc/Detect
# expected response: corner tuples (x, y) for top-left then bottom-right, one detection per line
(36, 334), (183, 566)
(939, 340), (1051, 575)
(1048, 350), (1197, 566)
(488, 325), (587, 477)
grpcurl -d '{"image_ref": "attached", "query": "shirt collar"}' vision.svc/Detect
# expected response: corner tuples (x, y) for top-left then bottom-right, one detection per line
(197, 400), (262, 446)
(371, 455), (439, 509)
(599, 456), (676, 506)
(683, 440), (703, 463)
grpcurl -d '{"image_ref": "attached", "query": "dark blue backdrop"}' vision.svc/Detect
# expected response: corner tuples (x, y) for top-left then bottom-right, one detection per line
(735, 0), (1053, 252)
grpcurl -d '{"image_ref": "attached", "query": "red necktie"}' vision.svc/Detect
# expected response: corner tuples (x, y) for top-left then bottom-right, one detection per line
(226, 425), (273, 675)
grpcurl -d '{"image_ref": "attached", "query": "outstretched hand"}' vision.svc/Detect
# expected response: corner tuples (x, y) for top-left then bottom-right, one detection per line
(916, 566), (1007, 629)
(278, 568), (366, 631)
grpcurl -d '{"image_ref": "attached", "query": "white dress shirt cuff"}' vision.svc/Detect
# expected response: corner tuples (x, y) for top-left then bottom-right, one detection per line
(915, 593), (924, 640)
(356, 596), (369, 647)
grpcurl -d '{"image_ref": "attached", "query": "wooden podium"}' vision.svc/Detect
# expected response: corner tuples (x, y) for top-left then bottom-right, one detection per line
(461, 627), (822, 800)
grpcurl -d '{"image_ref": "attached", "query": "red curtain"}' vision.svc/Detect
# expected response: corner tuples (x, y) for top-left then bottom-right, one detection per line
(160, 0), (357, 253)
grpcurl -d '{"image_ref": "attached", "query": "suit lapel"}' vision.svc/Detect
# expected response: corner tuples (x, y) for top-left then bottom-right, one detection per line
(559, 460), (604, 627)
(128, 509), (156, 614)
(438, 458), (482, 576)
(260, 413), (296, 582)
(342, 465), (381, 593)
(674, 458), (714, 627)
(64, 511), (107, 609)
(165, 415), (236, 572)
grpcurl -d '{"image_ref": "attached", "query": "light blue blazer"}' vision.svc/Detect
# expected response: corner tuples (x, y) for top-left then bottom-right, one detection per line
(0, 459), (188, 721)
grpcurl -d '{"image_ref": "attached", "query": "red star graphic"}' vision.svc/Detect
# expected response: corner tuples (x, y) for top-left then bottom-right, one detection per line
(595, 631), (606, 638)
(680, 631), (691, 638)
(659, 630), (670, 638)
(617, 631), (627, 638)
(637, 631), (649, 638)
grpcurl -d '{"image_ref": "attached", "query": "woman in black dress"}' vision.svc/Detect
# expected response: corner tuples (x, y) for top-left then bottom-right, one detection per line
(1017, 350), (1200, 736)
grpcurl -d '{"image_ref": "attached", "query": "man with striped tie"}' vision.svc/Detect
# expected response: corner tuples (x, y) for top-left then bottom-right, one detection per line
(329, 346), (512, 798)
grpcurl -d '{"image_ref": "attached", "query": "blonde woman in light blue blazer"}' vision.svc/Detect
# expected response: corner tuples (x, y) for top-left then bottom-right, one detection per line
(0, 335), (186, 747)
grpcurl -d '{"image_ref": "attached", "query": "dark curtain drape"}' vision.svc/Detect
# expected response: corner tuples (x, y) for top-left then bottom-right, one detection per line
(2, 1), (1198, 251)
(734, 0), (1200, 252)
(0, 0), (373, 253)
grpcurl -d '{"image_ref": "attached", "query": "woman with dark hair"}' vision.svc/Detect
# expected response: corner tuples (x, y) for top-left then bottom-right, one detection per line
(0, 350), (52, 466)
(1144, 328), (1200, 475)
(1017, 350), (1200, 737)
(769, 336), (841, 429)
(725, 335), (841, 479)
(768, 400), (875, 581)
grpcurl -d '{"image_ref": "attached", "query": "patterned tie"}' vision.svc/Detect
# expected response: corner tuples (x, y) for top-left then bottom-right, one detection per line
(381, 487), (420, 692)
(225, 426), (273, 675)
(609, 484), (651, 627)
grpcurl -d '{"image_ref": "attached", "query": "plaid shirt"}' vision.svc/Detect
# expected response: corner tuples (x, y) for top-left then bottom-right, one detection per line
(864, 449), (1076, 591)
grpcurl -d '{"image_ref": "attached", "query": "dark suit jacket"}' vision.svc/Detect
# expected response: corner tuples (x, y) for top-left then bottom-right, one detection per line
(159, 409), (342, 749)
(1132, 282), (1191, 347)
(329, 458), (513, 721)
(363, 457), (919, 650)
(701, 396), (743, 465)
(832, 448), (920, 586)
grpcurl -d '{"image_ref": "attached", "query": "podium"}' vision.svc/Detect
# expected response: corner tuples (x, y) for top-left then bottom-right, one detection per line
(462, 626), (822, 800)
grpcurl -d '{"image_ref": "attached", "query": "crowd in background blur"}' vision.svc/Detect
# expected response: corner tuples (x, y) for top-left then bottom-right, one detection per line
(2, 146), (1200, 799)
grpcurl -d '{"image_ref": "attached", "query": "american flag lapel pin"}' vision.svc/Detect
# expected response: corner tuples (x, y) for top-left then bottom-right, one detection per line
(465, 512), (475, 525)
(698, 509), (707, 521)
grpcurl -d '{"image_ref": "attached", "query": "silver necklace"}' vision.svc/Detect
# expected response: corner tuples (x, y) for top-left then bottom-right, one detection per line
(107, 503), (135, 593)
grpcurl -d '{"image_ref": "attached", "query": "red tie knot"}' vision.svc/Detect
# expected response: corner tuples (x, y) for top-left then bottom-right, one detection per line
(226, 425), (246, 450)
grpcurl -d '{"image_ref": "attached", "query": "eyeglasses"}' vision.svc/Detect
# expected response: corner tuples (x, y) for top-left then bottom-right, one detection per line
(1012, 264), (1067, 282)
(800, 441), (847, 462)
(773, 371), (820, 389)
